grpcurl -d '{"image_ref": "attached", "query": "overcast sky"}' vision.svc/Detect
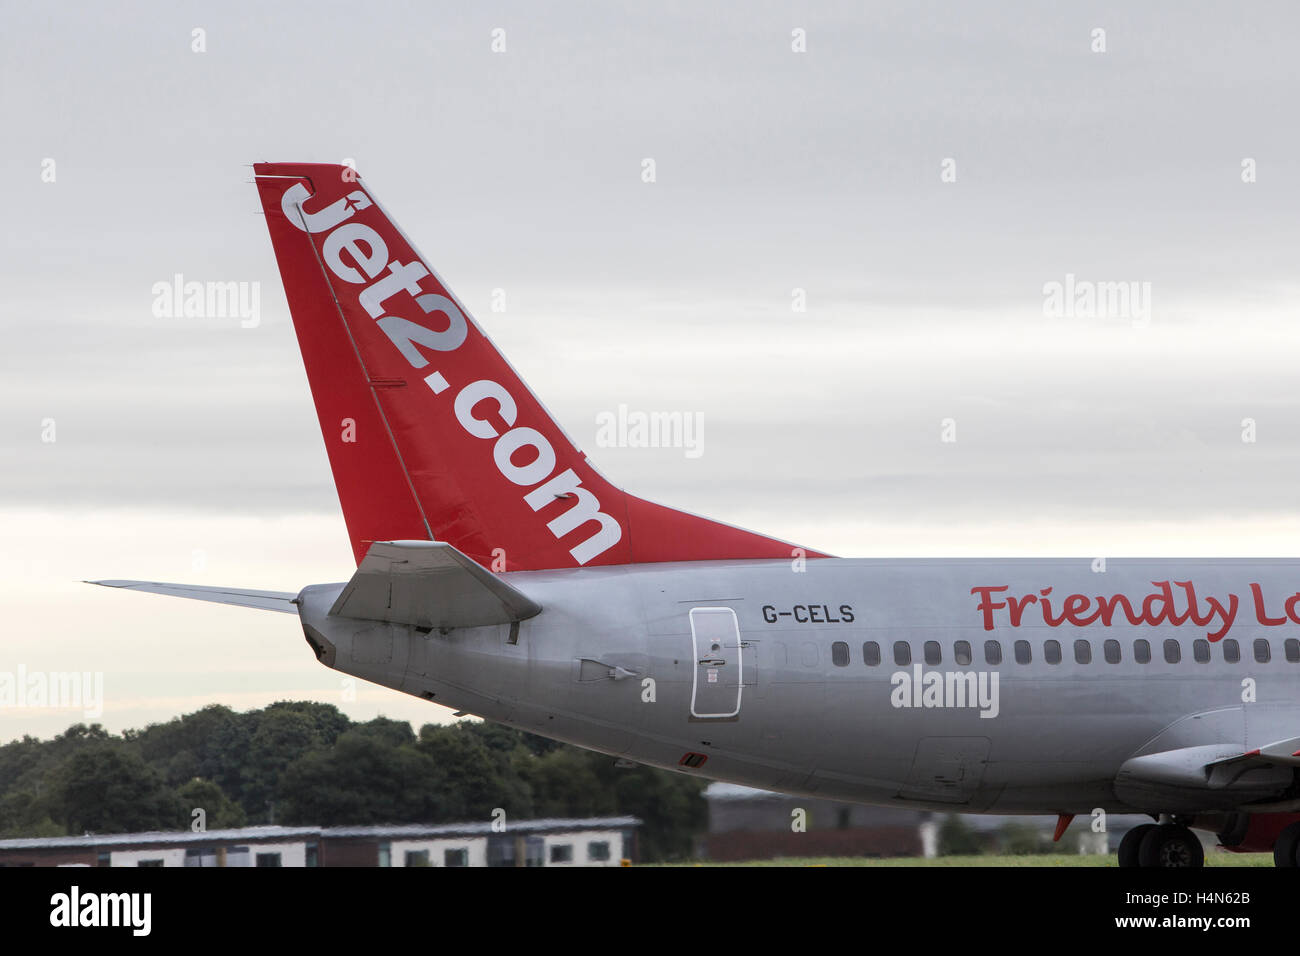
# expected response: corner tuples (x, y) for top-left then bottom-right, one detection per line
(3, 1), (1299, 740)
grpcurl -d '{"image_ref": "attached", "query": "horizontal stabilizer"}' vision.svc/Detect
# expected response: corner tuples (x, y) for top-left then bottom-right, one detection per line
(88, 580), (298, 613)
(328, 541), (542, 629)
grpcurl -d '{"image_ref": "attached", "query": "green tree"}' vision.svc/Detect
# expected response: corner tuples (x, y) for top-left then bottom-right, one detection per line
(938, 813), (986, 856)
(277, 730), (446, 825)
(176, 778), (247, 830)
(0, 790), (63, 838)
(352, 716), (415, 748)
(417, 723), (534, 820)
(997, 821), (1054, 855)
(525, 747), (615, 818)
(607, 763), (706, 862)
(242, 706), (333, 821)
(50, 746), (183, 834)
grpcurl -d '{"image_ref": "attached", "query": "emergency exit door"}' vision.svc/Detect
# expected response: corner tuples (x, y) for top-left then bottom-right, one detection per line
(690, 607), (743, 719)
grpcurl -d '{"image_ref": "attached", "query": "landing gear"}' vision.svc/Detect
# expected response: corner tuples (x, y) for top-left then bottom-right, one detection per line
(1118, 824), (1155, 868)
(1274, 821), (1300, 868)
(1119, 821), (1205, 867)
(1137, 824), (1204, 868)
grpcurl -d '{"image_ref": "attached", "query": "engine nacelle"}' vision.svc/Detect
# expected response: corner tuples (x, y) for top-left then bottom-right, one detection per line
(1211, 812), (1300, 853)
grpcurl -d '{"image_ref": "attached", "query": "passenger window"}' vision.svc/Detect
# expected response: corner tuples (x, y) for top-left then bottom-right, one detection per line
(863, 641), (880, 666)
(831, 641), (849, 667)
(1014, 640), (1031, 664)
(1103, 639), (1121, 664)
(894, 641), (911, 666)
(984, 640), (1002, 665)
(1254, 638), (1271, 663)
(1074, 640), (1091, 664)
(954, 641), (972, 666)
(1193, 639), (1210, 663)
(1163, 639), (1181, 664)
(1223, 638), (1240, 663)
(924, 641), (941, 666)
(1134, 639), (1151, 664)
(1286, 638), (1299, 663)
(1044, 640), (1061, 665)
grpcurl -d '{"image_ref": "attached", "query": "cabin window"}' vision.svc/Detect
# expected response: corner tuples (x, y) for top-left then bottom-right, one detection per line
(954, 640), (972, 665)
(1014, 640), (1031, 664)
(1074, 640), (1092, 664)
(1254, 639), (1271, 663)
(831, 641), (850, 667)
(924, 641), (941, 666)
(984, 640), (1002, 665)
(1103, 639), (1121, 664)
(1193, 639), (1210, 663)
(1044, 640), (1061, 665)
(894, 641), (911, 666)
(1285, 638), (1300, 663)
(1134, 639), (1151, 664)
(863, 641), (880, 666)
(1163, 639), (1181, 664)
(1223, 639), (1240, 663)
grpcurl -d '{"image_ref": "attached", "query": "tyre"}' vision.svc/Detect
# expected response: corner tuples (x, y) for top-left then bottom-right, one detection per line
(1138, 825), (1204, 868)
(1273, 821), (1300, 868)
(1118, 823), (1155, 868)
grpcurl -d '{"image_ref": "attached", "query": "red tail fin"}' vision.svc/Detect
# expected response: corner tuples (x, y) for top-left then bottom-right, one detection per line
(254, 163), (825, 569)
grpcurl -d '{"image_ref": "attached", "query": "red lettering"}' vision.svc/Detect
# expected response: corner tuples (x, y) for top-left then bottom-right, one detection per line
(1140, 581), (1188, 627)
(1007, 593), (1037, 626)
(971, 586), (1010, 631)
(1204, 593), (1238, 641)
(1063, 593), (1099, 626)
(1252, 582), (1287, 626)
(1285, 593), (1300, 626)
(1094, 593), (1142, 626)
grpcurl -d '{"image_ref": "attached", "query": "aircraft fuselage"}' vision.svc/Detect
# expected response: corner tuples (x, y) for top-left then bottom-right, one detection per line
(297, 556), (1300, 816)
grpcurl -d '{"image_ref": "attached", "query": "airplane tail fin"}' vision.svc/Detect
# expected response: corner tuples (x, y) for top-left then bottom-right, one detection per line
(253, 163), (824, 570)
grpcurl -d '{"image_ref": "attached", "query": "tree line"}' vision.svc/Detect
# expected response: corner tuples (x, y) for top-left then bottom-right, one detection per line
(0, 702), (706, 861)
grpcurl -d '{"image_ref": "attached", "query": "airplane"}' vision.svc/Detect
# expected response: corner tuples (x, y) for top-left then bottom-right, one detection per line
(93, 162), (1300, 868)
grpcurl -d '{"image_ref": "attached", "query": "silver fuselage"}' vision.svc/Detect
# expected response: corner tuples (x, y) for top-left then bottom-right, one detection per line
(297, 557), (1300, 816)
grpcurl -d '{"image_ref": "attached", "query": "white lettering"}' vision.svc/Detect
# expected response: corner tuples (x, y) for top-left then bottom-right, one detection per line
(455, 380), (517, 439)
(323, 223), (388, 283)
(493, 427), (557, 486)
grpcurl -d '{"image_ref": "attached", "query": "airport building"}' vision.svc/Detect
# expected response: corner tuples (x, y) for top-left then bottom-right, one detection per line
(702, 783), (932, 860)
(0, 817), (640, 867)
(701, 783), (1149, 860)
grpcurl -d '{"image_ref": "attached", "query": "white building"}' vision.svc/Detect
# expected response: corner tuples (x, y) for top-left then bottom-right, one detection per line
(0, 817), (641, 868)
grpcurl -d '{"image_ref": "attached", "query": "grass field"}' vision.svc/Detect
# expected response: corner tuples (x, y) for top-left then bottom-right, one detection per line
(661, 852), (1274, 866)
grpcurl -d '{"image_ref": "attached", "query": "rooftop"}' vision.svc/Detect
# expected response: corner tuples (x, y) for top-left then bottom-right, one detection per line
(0, 817), (641, 851)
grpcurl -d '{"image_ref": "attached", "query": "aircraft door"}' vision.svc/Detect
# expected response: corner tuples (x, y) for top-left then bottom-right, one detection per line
(689, 607), (743, 719)
(898, 737), (991, 804)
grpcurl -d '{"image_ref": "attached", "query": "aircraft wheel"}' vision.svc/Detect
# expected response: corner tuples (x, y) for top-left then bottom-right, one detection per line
(1273, 821), (1300, 868)
(1138, 824), (1204, 868)
(1118, 824), (1155, 868)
